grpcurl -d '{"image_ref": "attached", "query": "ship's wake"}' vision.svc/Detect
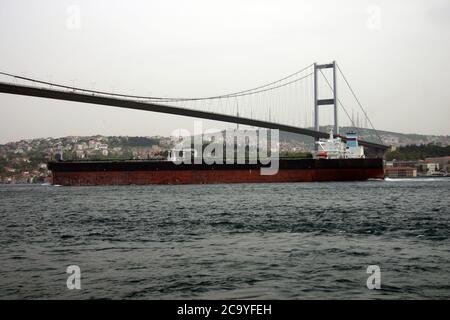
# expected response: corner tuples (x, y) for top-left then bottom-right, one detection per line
(384, 177), (448, 182)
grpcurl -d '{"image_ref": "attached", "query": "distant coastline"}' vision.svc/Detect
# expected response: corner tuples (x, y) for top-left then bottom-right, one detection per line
(0, 127), (449, 184)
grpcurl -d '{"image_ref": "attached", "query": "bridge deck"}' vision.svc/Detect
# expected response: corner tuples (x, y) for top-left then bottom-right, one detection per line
(0, 82), (388, 151)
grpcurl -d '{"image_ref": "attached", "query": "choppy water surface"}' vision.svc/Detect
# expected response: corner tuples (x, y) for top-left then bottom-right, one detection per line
(0, 179), (449, 299)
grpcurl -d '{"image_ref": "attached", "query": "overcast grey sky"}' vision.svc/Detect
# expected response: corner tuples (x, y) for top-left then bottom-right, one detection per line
(0, 0), (449, 143)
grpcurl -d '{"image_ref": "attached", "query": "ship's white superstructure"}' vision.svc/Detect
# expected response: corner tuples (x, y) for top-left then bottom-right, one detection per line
(314, 130), (365, 159)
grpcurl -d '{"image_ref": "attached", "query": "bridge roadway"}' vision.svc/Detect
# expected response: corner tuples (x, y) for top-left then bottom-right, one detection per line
(0, 82), (388, 151)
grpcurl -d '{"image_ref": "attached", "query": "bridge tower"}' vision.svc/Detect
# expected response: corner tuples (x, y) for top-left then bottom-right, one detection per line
(313, 61), (338, 140)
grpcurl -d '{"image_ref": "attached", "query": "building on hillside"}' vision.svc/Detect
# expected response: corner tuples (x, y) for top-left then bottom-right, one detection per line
(385, 166), (417, 178)
(425, 156), (450, 173)
(75, 150), (86, 159)
(419, 162), (439, 175)
(392, 160), (419, 168)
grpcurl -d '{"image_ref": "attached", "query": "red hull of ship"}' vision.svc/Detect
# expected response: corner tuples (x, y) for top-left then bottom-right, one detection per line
(51, 168), (384, 186)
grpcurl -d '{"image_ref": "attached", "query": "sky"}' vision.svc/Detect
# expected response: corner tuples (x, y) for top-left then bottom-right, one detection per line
(0, 0), (449, 143)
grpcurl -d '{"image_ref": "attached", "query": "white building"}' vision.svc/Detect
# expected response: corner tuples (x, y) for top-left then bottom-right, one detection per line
(420, 162), (439, 175)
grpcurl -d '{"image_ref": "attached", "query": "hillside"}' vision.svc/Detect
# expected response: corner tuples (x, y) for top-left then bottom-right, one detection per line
(279, 126), (450, 147)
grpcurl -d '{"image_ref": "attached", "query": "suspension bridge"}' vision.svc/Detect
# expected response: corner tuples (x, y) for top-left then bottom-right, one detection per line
(0, 61), (388, 151)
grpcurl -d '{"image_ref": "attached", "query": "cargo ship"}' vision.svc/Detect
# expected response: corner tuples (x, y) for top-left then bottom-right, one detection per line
(48, 131), (384, 186)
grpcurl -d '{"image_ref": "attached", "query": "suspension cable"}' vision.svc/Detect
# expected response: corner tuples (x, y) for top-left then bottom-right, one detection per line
(318, 69), (360, 136)
(335, 63), (383, 143)
(0, 63), (314, 103)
